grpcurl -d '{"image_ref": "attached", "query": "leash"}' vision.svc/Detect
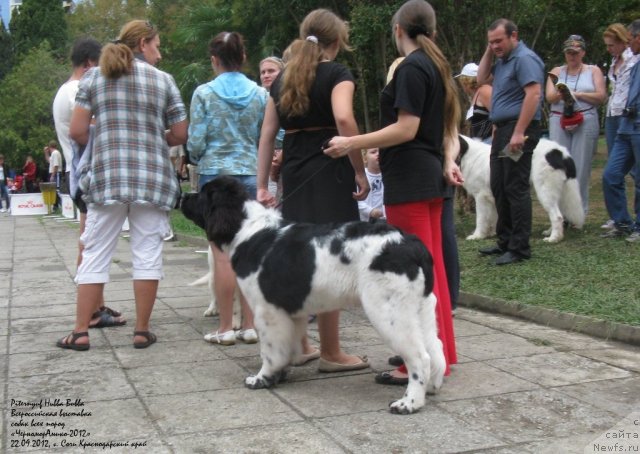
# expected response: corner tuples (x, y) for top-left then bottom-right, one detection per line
(274, 158), (332, 209)
(274, 138), (334, 210)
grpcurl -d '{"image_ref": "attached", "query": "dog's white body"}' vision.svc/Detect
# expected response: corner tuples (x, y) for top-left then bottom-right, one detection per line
(189, 246), (241, 327)
(459, 136), (585, 243)
(181, 177), (446, 414)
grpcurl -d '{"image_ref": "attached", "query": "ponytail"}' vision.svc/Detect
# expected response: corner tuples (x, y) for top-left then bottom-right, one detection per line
(100, 43), (134, 79)
(278, 39), (323, 117)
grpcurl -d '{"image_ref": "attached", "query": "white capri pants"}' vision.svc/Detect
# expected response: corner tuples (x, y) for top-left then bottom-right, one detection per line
(76, 203), (171, 284)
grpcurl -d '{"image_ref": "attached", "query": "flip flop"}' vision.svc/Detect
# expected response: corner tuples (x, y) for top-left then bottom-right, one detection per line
(318, 355), (369, 373)
(56, 331), (89, 351)
(374, 370), (408, 386)
(133, 331), (157, 349)
(89, 310), (126, 329)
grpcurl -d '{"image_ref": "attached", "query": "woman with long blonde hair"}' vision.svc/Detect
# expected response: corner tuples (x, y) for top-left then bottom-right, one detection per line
(324, 0), (460, 384)
(256, 9), (370, 371)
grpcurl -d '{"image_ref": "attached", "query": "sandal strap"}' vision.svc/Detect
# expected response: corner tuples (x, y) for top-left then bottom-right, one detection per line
(133, 331), (152, 340)
(62, 331), (88, 344)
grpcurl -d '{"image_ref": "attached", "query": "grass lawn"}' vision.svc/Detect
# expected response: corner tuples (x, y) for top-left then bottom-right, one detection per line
(456, 138), (639, 326)
(169, 139), (639, 326)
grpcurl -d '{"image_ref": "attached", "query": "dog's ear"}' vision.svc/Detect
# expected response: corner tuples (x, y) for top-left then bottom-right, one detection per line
(203, 176), (248, 248)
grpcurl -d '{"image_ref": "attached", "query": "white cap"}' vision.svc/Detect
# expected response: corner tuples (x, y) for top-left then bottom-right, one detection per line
(455, 63), (478, 78)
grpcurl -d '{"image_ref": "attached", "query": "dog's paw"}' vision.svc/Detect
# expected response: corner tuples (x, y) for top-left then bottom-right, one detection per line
(426, 383), (441, 395)
(466, 233), (482, 240)
(203, 302), (217, 317)
(245, 375), (271, 389)
(244, 370), (288, 389)
(389, 397), (422, 415)
(543, 235), (562, 243)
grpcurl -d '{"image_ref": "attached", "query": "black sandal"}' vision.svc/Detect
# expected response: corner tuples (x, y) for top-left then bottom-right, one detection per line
(133, 331), (157, 349)
(99, 306), (122, 317)
(56, 332), (90, 351)
(374, 371), (408, 386)
(89, 310), (126, 329)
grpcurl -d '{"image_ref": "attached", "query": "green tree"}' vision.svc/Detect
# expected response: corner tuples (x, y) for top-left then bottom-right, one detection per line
(0, 19), (14, 81)
(66, 0), (148, 45)
(9, 0), (68, 59)
(0, 44), (67, 169)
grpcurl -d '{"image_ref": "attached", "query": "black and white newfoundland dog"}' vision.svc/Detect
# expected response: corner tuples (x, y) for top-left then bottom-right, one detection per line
(459, 135), (585, 243)
(181, 176), (445, 414)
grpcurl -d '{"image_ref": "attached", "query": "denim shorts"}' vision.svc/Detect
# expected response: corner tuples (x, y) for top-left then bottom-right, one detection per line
(198, 174), (257, 200)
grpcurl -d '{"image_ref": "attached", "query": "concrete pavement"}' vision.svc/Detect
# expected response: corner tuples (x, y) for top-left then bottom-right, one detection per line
(1, 212), (639, 453)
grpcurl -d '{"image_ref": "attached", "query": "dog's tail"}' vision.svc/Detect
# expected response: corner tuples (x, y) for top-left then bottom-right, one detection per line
(544, 148), (585, 228)
(188, 273), (210, 287)
(558, 156), (585, 228)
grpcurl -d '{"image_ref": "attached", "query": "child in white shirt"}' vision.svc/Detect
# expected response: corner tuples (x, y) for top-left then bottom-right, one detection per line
(358, 148), (385, 221)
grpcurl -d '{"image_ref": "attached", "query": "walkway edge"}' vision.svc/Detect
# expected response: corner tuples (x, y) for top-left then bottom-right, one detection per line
(173, 233), (640, 347)
(459, 291), (640, 346)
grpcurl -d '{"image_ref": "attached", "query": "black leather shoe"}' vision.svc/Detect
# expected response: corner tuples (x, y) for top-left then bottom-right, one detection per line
(479, 245), (504, 256)
(495, 251), (524, 265)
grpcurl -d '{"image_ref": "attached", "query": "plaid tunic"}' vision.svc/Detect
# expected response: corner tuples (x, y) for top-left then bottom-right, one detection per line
(76, 61), (187, 210)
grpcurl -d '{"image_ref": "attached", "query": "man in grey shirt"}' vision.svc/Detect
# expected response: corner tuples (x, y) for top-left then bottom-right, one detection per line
(477, 18), (544, 265)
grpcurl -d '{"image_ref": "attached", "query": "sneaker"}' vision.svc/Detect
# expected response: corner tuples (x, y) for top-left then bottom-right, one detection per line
(204, 330), (236, 345)
(600, 219), (615, 230)
(600, 227), (630, 238)
(163, 229), (175, 242)
(626, 231), (640, 243)
(0, 208), (6, 213)
(236, 328), (258, 344)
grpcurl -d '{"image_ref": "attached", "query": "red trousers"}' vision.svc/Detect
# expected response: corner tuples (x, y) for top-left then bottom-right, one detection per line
(386, 199), (457, 375)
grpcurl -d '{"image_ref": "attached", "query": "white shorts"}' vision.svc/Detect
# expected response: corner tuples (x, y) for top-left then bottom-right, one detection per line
(76, 203), (171, 284)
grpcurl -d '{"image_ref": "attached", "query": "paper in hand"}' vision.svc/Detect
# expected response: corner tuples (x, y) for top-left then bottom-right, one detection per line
(498, 143), (523, 162)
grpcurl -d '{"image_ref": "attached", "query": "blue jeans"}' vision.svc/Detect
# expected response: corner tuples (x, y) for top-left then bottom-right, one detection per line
(602, 133), (640, 230)
(606, 116), (636, 182)
(0, 182), (9, 209)
(198, 174), (257, 200)
(604, 116), (621, 153)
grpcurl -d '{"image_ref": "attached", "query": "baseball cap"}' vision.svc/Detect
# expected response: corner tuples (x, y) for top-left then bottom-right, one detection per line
(563, 35), (586, 53)
(455, 63), (478, 78)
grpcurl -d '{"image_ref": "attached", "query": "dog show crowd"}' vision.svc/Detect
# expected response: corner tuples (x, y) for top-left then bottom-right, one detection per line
(3, 0), (630, 411)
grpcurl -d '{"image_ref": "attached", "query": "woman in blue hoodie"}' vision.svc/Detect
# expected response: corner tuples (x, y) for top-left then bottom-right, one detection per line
(188, 31), (268, 345)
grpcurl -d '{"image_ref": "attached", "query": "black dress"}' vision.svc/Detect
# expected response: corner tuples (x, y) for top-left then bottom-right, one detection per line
(270, 62), (359, 224)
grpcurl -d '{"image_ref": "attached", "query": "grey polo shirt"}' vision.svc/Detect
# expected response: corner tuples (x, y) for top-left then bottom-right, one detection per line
(490, 41), (544, 123)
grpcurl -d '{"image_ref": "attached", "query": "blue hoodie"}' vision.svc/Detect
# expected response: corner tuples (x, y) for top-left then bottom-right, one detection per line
(188, 72), (268, 176)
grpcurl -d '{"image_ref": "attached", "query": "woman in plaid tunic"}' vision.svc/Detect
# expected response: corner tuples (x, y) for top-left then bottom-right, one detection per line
(57, 20), (188, 351)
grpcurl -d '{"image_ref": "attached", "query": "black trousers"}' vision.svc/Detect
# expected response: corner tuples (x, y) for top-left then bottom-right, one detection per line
(490, 120), (540, 258)
(441, 197), (459, 308)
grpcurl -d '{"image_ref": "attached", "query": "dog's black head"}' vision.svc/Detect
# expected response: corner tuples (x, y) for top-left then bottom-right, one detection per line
(180, 176), (249, 249)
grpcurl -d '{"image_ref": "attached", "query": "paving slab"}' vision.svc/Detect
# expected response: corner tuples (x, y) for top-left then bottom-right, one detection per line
(1, 214), (638, 453)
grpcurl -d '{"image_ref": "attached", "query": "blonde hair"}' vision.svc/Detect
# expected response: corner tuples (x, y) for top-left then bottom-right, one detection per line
(279, 9), (350, 117)
(457, 75), (477, 91)
(393, 0), (460, 141)
(260, 56), (284, 71)
(603, 23), (630, 45)
(100, 20), (158, 79)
